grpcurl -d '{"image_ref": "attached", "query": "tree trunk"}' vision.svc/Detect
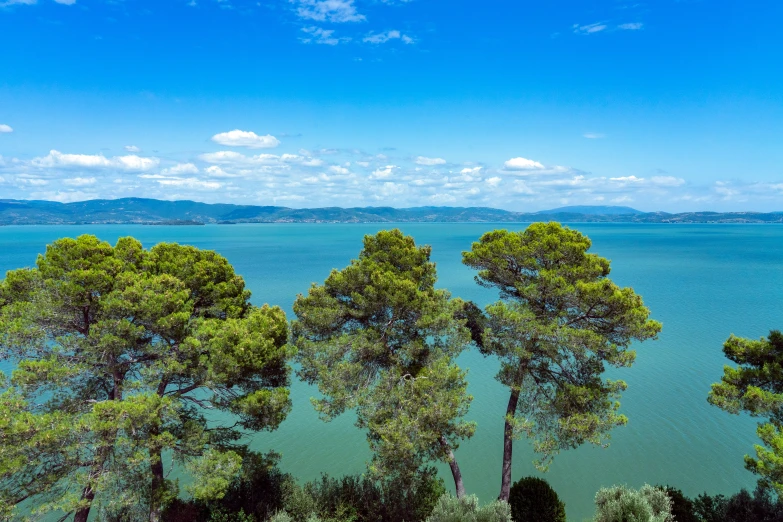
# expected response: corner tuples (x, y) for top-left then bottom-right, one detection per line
(149, 444), (165, 522)
(499, 388), (520, 502)
(440, 436), (466, 498)
(150, 378), (168, 522)
(74, 370), (124, 522)
(73, 486), (95, 522)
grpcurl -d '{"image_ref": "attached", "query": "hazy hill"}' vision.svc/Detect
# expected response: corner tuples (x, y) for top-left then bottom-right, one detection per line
(0, 198), (781, 225)
(537, 205), (644, 215)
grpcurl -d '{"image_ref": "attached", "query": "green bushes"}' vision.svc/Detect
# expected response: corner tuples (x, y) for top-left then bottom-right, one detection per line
(508, 477), (566, 522)
(682, 486), (783, 522)
(660, 486), (698, 522)
(592, 484), (673, 522)
(279, 469), (445, 522)
(425, 494), (512, 522)
(164, 455), (445, 522)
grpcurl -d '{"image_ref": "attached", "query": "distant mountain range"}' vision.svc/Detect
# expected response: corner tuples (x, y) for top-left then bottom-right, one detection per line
(1, 198), (782, 225)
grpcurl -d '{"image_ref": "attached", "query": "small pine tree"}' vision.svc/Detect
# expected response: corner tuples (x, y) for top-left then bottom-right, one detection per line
(508, 477), (566, 522)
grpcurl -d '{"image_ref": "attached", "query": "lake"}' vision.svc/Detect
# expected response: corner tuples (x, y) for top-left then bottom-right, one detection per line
(1, 223), (781, 520)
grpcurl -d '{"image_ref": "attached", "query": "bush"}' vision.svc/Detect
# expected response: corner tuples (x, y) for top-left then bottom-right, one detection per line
(592, 484), (673, 522)
(659, 486), (698, 522)
(693, 486), (783, 522)
(507, 477), (566, 522)
(281, 469), (445, 522)
(161, 452), (290, 521)
(425, 494), (512, 522)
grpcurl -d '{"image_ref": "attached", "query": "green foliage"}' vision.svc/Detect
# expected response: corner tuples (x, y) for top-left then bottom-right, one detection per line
(709, 330), (783, 494)
(507, 477), (565, 522)
(0, 235), (291, 519)
(592, 484), (673, 522)
(187, 449), (243, 502)
(425, 494), (512, 522)
(659, 486), (698, 522)
(208, 510), (256, 522)
(293, 229), (475, 483)
(280, 469), (445, 522)
(462, 223), (661, 469)
(690, 486), (783, 522)
(164, 455), (443, 522)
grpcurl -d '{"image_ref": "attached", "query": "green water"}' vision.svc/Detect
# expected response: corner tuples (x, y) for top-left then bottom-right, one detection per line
(1, 223), (781, 520)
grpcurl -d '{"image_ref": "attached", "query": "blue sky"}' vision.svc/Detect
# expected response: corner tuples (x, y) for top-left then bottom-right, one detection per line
(0, 0), (781, 211)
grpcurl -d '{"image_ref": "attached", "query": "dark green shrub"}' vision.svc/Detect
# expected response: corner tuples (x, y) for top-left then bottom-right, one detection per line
(508, 477), (565, 522)
(692, 486), (783, 522)
(660, 486), (698, 522)
(286, 468), (445, 522)
(161, 452), (289, 521)
(161, 454), (443, 522)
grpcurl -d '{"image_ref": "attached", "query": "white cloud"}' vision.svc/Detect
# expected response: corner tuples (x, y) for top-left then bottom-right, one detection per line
(124, 145), (141, 152)
(295, 0), (365, 23)
(430, 193), (457, 203)
(162, 163), (199, 175)
(211, 130), (280, 149)
(0, 0), (36, 6)
(63, 177), (97, 186)
(485, 176), (502, 187)
(610, 175), (644, 183)
(363, 30), (415, 44)
(415, 156), (446, 166)
(199, 151), (252, 164)
(198, 151), (322, 169)
(33, 190), (93, 203)
(461, 167), (482, 174)
(329, 165), (351, 174)
(0, 124), (12, 133)
(204, 165), (236, 178)
(301, 26), (348, 45)
(650, 176), (685, 186)
(504, 157), (545, 171)
(371, 165), (397, 179)
(619, 23), (643, 30)
(282, 154), (323, 166)
(156, 177), (222, 190)
(573, 22), (607, 35)
(18, 177), (48, 186)
(583, 133), (605, 139)
(32, 150), (159, 171)
(512, 180), (535, 194)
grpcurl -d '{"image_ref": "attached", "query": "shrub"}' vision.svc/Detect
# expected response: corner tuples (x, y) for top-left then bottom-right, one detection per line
(507, 477), (566, 522)
(659, 486), (698, 522)
(693, 486), (783, 522)
(592, 484), (673, 522)
(282, 469), (445, 522)
(425, 494), (512, 522)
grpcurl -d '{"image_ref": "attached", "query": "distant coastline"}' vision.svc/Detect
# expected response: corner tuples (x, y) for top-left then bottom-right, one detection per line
(1, 198), (781, 225)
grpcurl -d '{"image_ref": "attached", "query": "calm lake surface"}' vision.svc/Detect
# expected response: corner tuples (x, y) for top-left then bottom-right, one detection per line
(1, 223), (781, 520)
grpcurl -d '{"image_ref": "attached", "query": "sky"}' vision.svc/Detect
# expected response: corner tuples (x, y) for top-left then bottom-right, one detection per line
(0, 0), (781, 212)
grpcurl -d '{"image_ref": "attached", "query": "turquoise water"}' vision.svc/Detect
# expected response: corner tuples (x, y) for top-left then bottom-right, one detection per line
(1, 223), (781, 521)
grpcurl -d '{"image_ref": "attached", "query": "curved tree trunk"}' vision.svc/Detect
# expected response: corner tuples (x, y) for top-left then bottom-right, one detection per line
(440, 436), (466, 498)
(499, 388), (520, 502)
